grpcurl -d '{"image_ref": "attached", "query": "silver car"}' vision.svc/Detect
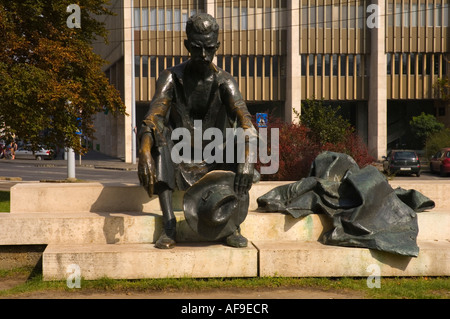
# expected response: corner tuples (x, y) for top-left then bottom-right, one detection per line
(15, 145), (55, 160)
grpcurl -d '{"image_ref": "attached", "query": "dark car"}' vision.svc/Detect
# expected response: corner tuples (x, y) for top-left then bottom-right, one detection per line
(382, 150), (421, 177)
(429, 147), (450, 177)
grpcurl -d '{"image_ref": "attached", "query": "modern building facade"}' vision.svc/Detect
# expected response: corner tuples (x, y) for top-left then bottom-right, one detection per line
(92, 0), (449, 163)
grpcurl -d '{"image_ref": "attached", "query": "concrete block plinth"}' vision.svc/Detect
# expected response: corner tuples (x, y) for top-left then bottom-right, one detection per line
(43, 243), (258, 281)
(255, 240), (450, 277)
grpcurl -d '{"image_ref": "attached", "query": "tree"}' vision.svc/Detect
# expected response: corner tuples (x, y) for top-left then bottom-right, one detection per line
(409, 112), (444, 149)
(0, 1), (125, 153)
(297, 98), (352, 146)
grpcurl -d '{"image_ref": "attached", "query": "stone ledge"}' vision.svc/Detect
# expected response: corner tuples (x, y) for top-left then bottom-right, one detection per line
(42, 243), (258, 281)
(254, 240), (450, 277)
(0, 210), (447, 245)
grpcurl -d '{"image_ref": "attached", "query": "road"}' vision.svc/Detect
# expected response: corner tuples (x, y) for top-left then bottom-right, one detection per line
(0, 157), (448, 190)
(0, 158), (139, 187)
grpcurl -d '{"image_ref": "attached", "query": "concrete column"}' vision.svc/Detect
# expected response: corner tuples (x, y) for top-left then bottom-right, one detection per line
(285, 1), (302, 123)
(122, 3), (134, 163)
(368, 0), (387, 160)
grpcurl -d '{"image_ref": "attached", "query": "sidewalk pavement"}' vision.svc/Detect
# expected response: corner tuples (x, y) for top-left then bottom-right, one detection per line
(32, 150), (138, 171)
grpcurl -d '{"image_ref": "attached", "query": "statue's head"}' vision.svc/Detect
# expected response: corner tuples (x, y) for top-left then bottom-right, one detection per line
(185, 13), (220, 67)
(186, 13), (219, 39)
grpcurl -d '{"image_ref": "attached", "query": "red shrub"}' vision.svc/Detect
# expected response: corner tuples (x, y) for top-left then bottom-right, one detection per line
(254, 120), (374, 181)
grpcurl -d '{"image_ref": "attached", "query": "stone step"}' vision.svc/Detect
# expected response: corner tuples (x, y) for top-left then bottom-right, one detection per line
(42, 242), (258, 281)
(42, 239), (450, 281)
(0, 209), (447, 245)
(10, 180), (448, 214)
(255, 240), (450, 277)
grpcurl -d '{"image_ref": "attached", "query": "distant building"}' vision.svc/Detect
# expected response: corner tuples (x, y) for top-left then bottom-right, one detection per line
(92, 0), (449, 163)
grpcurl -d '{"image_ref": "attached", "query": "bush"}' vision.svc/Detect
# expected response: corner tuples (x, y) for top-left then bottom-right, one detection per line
(425, 128), (450, 159)
(254, 117), (374, 181)
(409, 113), (445, 149)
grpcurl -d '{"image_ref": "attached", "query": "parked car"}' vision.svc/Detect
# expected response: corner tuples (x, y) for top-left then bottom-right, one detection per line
(429, 147), (450, 177)
(382, 150), (421, 177)
(14, 145), (55, 160)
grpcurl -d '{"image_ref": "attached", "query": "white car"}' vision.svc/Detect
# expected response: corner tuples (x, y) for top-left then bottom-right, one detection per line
(15, 145), (55, 160)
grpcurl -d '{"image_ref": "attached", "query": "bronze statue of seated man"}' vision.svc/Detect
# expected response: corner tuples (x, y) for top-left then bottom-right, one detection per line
(138, 13), (257, 249)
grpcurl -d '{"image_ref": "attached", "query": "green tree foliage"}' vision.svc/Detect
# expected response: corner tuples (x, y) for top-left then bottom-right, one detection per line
(409, 112), (444, 149)
(0, 0), (125, 153)
(425, 128), (450, 159)
(297, 98), (352, 146)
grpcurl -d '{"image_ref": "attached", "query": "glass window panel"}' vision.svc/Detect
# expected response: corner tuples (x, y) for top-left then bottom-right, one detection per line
(444, 3), (449, 27)
(142, 56), (148, 78)
(402, 53), (408, 75)
(403, 3), (409, 27)
(333, 54), (338, 76)
(348, 55), (354, 76)
(326, 5), (332, 28)
(394, 53), (400, 74)
(142, 8), (148, 31)
(428, 3), (434, 26)
(357, 5), (364, 29)
(318, 6), (324, 28)
(302, 6), (308, 28)
(272, 56), (278, 76)
(257, 56), (263, 77)
(387, 53), (392, 75)
(325, 55), (330, 76)
(134, 8), (141, 30)
(420, 3), (426, 27)
(265, 8), (272, 29)
(166, 10), (172, 31)
(174, 9), (181, 31)
(332, 5), (340, 28)
(265, 57), (271, 77)
(135, 56), (140, 77)
(158, 9), (165, 31)
(395, 3), (401, 27)
(436, 4), (442, 26)
(418, 53), (423, 74)
(317, 54), (323, 75)
(388, 2), (394, 27)
(434, 54), (440, 75)
(150, 8), (157, 31)
(249, 56), (255, 77)
(426, 54), (432, 75)
(356, 55), (361, 76)
(349, 5), (355, 28)
(411, 3), (418, 27)
(410, 53), (415, 75)
(150, 56), (156, 77)
(341, 55), (346, 76)
(301, 55), (307, 76)
(309, 54), (315, 76)
(310, 6), (316, 28)
(241, 8), (248, 30)
(342, 5), (348, 28)
(234, 56), (239, 77)
(241, 56), (247, 77)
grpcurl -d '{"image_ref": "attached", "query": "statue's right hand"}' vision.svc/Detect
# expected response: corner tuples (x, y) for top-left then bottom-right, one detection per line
(138, 133), (156, 197)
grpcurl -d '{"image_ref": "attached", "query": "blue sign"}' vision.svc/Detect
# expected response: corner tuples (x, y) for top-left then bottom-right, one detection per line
(256, 113), (268, 128)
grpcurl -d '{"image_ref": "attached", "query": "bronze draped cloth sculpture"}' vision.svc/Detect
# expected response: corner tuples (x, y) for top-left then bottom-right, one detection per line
(257, 151), (435, 257)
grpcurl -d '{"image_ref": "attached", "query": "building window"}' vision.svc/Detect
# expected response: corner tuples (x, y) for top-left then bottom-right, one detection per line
(394, 53), (400, 75)
(411, 3), (418, 27)
(301, 55), (307, 76)
(341, 55), (346, 76)
(135, 56), (140, 77)
(333, 55), (338, 76)
(309, 54), (315, 76)
(348, 55), (354, 76)
(420, 3), (426, 27)
(142, 56), (148, 78)
(387, 53), (392, 75)
(410, 53), (416, 75)
(428, 3), (434, 26)
(324, 55), (330, 76)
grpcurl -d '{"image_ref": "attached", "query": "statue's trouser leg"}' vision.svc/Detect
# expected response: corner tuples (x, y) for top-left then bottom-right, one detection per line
(155, 186), (177, 249)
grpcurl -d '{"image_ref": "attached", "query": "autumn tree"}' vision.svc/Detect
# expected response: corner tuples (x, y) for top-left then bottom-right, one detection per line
(0, 0), (125, 153)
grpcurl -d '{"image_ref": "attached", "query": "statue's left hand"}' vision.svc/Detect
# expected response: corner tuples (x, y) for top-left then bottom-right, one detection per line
(235, 162), (254, 196)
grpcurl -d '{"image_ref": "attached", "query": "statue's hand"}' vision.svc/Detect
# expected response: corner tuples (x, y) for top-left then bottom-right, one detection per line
(138, 133), (156, 198)
(235, 162), (254, 197)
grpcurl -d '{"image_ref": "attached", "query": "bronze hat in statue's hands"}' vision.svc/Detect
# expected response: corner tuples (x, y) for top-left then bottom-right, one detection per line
(183, 171), (249, 241)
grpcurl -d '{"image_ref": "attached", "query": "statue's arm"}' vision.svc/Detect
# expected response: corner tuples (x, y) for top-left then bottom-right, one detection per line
(220, 76), (257, 196)
(138, 69), (174, 197)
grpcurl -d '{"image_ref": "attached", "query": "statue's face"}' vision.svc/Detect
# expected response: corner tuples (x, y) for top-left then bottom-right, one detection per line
(185, 32), (220, 67)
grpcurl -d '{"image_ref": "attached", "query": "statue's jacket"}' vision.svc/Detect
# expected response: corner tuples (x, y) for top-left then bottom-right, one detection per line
(140, 61), (257, 193)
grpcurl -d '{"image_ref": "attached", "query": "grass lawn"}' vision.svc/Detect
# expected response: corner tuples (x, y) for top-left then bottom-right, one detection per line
(0, 191), (9, 212)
